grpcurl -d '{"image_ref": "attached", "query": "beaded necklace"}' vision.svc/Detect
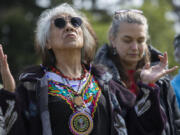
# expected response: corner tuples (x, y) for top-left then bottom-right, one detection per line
(50, 64), (87, 80)
(48, 65), (101, 135)
(64, 78), (82, 93)
(50, 65), (87, 93)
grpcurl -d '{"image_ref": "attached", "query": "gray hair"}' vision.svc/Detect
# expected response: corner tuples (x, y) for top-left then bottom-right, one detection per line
(35, 3), (97, 65)
(108, 10), (151, 82)
(108, 10), (149, 42)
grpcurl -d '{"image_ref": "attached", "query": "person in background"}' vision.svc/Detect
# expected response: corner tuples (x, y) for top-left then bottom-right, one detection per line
(148, 44), (180, 135)
(171, 34), (180, 108)
(94, 9), (180, 135)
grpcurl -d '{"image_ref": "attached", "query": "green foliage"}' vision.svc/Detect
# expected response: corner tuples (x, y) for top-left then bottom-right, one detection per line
(81, 10), (111, 48)
(140, 0), (178, 75)
(0, 7), (39, 80)
(51, 0), (73, 7)
(82, 0), (179, 75)
(0, 0), (178, 80)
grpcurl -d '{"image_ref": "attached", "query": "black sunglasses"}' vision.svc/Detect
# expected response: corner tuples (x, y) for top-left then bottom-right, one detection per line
(54, 17), (82, 29)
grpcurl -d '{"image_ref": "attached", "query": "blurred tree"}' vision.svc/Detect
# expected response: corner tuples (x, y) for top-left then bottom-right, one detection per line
(51, 0), (73, 7)
(167, 0), (180, 22)
(0, 0), (44, 81)
(87, 0), (178, 74)
(0, 0), (76, 82)
(0, 0), (76, 81)
(140, 0), (178, 75)
(82, 10), (111, 48)
(0, 0), (179, 81)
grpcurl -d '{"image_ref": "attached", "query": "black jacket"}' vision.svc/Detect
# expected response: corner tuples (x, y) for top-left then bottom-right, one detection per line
(0, 62), (166, 135)
(94, 44), (180, 135)
(0, 64), (130, 135)
(148, 45), (180, 135)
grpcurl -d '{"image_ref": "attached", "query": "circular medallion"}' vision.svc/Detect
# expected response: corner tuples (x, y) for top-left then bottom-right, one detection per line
(69, 111), (93, 135)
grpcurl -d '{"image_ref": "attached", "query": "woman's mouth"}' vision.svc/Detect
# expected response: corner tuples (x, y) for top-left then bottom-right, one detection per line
(65, 33), (76, 39)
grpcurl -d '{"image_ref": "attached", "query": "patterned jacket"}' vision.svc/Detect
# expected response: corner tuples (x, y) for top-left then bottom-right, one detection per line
(94, 44), (168, 135)
(0, 62), (166, 135)
(0, 64), (129, 135)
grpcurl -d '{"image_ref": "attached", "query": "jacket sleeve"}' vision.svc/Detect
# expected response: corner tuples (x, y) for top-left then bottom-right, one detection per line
(102, 81), (128, 135)
(168, 82), (180, 135)
(0, 88), (27, 135)
(125, 82), (166, 135)
(0, 80), (43, 135)
(15, 81), (42, 135)
(157, 78), (180, 135)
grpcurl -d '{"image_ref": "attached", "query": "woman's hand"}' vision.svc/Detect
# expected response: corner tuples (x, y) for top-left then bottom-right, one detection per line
(140, 52), (178, 84)
(0, 44), (16, 92)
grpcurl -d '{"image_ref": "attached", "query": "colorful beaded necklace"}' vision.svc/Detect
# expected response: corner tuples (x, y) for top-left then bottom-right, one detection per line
(47, 65), (101, 135)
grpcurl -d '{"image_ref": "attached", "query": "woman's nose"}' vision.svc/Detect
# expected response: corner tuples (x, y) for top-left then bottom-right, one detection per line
(131, 42), (138, 50)
(65, 22), (75, 32)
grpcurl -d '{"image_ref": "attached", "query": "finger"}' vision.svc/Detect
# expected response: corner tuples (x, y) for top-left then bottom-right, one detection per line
(0, 44), (5, 59)
(163, 52), (168, 64)
(3, 55), (9, 69)
(158, 52), (167, 63)
(165, 66), (178, 74)
(1, 55), (9, 85)
(0, 54), (8, 70)
(158, 52), (168, 68)
(158, 55), (165, 65)
(143, 63), (150, 69)
(158, 55), (164, 62)
(0, 45), (5, 69)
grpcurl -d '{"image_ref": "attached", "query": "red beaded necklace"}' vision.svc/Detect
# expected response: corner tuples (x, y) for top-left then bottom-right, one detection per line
(50, 65), (87, 80)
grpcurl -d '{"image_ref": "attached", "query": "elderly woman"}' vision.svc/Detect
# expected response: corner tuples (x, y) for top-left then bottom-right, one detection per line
(0, 3), (123, 135)
(94, 10), (179, 135)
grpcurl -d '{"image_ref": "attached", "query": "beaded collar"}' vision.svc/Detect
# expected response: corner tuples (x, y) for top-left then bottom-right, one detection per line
(47, 64), (101, 134)
(47, 72), (101, 117)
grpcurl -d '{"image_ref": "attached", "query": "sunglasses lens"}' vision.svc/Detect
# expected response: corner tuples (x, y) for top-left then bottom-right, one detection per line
(71, 17), (82, 27)
(54, 18), (66, 28)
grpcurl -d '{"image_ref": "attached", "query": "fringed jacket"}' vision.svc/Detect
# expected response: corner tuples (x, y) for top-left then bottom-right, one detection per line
(0, 64), (128, 135)
(0, 62), (165, 135)
(94, 44), (169, 135)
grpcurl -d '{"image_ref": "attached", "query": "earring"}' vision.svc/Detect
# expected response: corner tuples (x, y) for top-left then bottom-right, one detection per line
(112, 47), (117, 56)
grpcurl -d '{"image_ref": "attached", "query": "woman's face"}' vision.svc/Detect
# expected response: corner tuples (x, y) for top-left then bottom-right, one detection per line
(47, 13), (84, 50)
(112, 22), (147, 67)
